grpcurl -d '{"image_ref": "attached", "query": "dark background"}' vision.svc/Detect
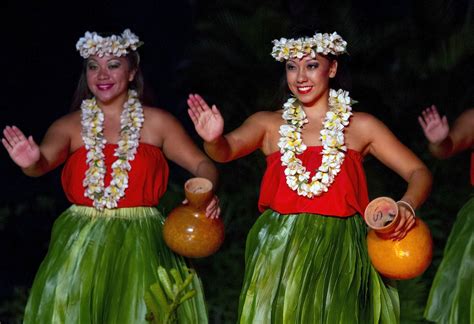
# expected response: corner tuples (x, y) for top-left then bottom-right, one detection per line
(1, 0), (473, 323)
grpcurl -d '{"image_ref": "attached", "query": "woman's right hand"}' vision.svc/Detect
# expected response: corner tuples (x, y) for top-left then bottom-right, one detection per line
(2, 125), (40, 168)
(187, 94), (224, 142)
(418, 105), (449, 144)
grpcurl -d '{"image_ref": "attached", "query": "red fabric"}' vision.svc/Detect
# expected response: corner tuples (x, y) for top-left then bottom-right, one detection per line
(258, 146), (369, 217)
(471, 151), (474, 186)
(61, 143), (169, 207)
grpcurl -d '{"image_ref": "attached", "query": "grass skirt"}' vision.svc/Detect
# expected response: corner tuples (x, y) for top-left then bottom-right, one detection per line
(23, 205), (208, 324)
(424, 195), (474, 324)
(238, 210), (399, 324)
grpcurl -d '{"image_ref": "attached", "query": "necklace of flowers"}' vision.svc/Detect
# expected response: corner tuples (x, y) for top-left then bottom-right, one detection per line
(278, 88), (353, 198)
(81, 89), (144, 210)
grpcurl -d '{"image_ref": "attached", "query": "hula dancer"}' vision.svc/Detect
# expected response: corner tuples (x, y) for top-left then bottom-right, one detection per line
(187, 29), (432, 323)
(2, 29), (220, 323)
(419, 105), (474, 324)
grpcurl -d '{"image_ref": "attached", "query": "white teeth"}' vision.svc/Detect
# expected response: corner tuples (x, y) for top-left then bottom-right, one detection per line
(298, 86), (312, 91)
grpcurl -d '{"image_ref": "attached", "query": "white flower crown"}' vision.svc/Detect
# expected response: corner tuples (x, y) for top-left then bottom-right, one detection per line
(76, 29), (143, 59)
(271, 32), (347, 62)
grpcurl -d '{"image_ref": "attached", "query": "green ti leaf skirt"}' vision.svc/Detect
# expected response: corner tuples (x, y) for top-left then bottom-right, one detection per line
(424, 194), (474, 324)
(238, 210), (400, 324)
(23, 205), (208, 324)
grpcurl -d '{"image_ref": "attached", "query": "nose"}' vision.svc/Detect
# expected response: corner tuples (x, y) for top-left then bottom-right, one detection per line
(97, 67), (110, 80)
(297, 68), (307, 83)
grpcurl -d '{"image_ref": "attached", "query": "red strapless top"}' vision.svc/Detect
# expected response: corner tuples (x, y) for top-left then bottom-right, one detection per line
(471, 151), (474, 186)
(61, 143), (169, 207)
(259, 146), (369, 217)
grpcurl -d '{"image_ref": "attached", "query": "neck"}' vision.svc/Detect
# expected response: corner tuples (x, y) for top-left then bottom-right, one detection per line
(300, 90), (330, 120)
(96, 92), (129, 115)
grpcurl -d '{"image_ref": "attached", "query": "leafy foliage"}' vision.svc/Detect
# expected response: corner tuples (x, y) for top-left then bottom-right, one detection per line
(144, 266), (196, 324)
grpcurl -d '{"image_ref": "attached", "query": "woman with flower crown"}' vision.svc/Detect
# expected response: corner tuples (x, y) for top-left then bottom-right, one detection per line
(418, 105), (473, 324)
(2, 29), (217, 323)
(187, 30), (432, 323)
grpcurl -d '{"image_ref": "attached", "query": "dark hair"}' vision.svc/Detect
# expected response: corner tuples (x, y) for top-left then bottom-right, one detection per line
(70, 46), (149, 111)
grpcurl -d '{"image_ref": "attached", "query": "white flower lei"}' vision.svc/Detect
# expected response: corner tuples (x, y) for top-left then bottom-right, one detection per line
(81, 90), (144, 210)
(76, 29), (143, 59)
(277, 89), (353, 197)
(271, 32), (347, 62)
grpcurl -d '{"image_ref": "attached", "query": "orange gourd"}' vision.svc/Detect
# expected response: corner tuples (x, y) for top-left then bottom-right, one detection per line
(163, 177), (225, 258)
(364, 197), (433, 280)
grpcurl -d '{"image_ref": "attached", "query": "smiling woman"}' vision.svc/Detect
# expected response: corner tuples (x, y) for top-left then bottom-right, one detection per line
(186, 29), (433, 323)
(1, 29), (220, 323)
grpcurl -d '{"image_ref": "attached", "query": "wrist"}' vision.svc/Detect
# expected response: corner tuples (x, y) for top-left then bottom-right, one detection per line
(397, 200), (416, 217)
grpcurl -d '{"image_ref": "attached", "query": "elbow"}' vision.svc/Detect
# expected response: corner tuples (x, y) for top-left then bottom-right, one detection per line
(412, 165), (433, 194)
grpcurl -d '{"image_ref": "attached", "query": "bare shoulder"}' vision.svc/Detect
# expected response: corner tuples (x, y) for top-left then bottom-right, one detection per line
(48, 110), (81, 134)
(143, 106), (183, 131)
(143, 106), (175, 122)
(244, 109), (282, 128)
(349, 111), (386, 133)
(346, 112), (392, 153)
(457, 108), (474, 125)
(141, 106), (186, 146)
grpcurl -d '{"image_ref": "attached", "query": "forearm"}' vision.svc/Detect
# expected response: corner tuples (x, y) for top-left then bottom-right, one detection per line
(193, 159), (219, 189)
(428, 136), (454, 159)
(21, 155), (50, 177)
(203, 135), (233, 163)
(399, 167), (433, 210)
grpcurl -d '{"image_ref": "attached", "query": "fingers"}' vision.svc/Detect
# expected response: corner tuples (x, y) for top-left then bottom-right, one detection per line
(28, 136), (37, 147)
(417, 116), (427, 129)
(187, 94), (211, 114)
(187, 108), (198, 125)
(205, 195), (221, 219)
(389, 207), (416, 240)
(1, 138), (12, 153)
(420, 104), (443, 124)
(3, 126), (26, 148)
(441, 115), (448, 128)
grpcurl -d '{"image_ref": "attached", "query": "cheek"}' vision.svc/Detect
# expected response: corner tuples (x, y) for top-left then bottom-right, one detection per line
(285, 71), (297, 84)
(86, 72), (95, 86)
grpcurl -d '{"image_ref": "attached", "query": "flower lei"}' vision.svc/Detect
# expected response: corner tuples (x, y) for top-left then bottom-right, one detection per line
(76, 29), (143, 59)
(271, 32), (347, 62)
(278, 89), (353, 197)
(81, 90), (144, 210)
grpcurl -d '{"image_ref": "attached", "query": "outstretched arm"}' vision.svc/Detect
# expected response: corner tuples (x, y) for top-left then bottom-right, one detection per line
(158, 109), (220, 218)
(361, 113), (433, 240)
(187, 94), (266, 162)
(2, 119), (71, 177)
(418, 105), (474, 159)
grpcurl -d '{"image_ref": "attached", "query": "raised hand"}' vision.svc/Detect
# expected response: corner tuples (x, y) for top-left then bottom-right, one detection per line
(187, 94), (224, 142)
(2, 125), (40, 168)
(418, 105), (449, 144)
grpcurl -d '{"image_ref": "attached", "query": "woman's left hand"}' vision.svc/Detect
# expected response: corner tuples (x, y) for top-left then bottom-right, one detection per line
(388, 203), (416, 240)
(182, 195), (221, 219)
(205, 195), (221, 219)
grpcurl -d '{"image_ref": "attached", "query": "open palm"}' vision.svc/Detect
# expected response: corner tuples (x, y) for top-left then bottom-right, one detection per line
(2, 126), (40, 168)
(187, 94), (224, 142)
(418, 105), (449, 144)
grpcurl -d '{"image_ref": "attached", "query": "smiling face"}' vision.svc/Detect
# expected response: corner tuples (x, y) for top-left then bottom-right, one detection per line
(285, 54), (338, 107)
(85, 55), (136, 105)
